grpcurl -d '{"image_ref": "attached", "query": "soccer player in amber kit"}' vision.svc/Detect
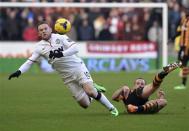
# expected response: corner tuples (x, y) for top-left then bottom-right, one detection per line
(112, 62), (181, 114)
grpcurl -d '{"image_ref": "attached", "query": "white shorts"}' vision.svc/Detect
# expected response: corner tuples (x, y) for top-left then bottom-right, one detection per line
(65, 65), (93, 101)
(66, 81), (87, 101)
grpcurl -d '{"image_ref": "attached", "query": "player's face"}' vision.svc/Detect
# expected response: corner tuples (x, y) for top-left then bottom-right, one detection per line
(38, 24), (52, 40)
(134, 79), (146, 88)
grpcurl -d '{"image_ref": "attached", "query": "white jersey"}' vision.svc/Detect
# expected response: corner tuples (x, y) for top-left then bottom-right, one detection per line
(19, 33), (91, 83)
(33, 33), (83, 71)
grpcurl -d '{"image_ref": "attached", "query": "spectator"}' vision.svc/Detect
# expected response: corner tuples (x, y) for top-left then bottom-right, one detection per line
(78, 19), (95, 41)
(131, 14), (143, 41)
(1, 1), (189, 41)
(124, 21), (133, 40)
(109, 8), (119, 40)
(116, 15), (125, 40)
(0, 12), (3, 40)
(67, 14), (78, 40)
(5, 8), (20, 40)
(22, 19), (38, 41)
(147, 20), (162, 43)
(93, 15), (106, 38)
(98, 22), (113, 41)
(169, 3), (181, 39)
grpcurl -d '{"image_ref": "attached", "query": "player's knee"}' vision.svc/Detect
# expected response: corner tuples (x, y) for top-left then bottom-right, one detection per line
(83, 83), (97, 98)
(79, 103), (89, 109)
(85, 88), (96, 97)
(78, 97), (91, 109)
(86, 90), (96, 98)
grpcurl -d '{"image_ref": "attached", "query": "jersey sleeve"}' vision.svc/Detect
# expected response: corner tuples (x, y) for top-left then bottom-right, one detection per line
(19, 48), (40, 73)
(61, 35), (79, 56)
(62, 43), (79, 56)
(61, 35), (76, 48)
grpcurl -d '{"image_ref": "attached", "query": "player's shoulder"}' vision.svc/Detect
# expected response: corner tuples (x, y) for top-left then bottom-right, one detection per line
(52, 33), (69, 40)
(33, 40), (47, 52)
(34, 40), (46, 47)
(52, 33), (74, 44)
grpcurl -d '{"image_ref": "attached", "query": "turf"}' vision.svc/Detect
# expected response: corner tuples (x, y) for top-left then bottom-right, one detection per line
(0, 72), (188, 131)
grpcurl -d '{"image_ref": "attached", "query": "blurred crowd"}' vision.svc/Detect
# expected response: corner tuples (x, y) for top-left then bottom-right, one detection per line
(0, 0), (189, 43)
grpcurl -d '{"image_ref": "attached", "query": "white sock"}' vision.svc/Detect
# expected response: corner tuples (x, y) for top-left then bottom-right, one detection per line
(93, 87), (114, 110)
(98, 93), (115, 110)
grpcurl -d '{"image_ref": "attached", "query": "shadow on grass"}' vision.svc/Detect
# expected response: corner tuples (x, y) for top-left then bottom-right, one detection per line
(118, 111), (174, 116)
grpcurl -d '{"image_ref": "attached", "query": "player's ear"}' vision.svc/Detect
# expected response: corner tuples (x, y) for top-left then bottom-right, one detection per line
(38, 31), (42, 37)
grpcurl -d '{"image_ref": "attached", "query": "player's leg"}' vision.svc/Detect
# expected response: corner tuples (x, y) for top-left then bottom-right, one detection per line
(142, 61), (181, 98)
(76, 65), (118, 116)
(82, 82), (119, 116)
(127, 99), (167, 113)
(66, 81), (91, 109)
(174, 56), (189, 89)
(77, 94), (92, 109)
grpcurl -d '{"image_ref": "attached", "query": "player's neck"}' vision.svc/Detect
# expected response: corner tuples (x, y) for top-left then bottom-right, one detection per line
(44, 34), (52, 42)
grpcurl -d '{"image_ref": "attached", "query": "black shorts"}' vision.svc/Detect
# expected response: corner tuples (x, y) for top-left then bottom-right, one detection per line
(123, 87), (148, 106)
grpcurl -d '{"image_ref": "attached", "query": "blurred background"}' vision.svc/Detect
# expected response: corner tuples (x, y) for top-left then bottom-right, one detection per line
(0, 0), (189, 73)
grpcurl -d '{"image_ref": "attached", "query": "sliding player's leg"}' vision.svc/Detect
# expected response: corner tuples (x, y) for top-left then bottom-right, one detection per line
(142, 61), (182, 98)
(127, 99), (167, 113)
(67, 81), (92, 109)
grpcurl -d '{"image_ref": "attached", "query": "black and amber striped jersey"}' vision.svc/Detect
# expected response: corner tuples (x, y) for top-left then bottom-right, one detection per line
(180, 17), (189, 55)
(123, 87), (148, 106)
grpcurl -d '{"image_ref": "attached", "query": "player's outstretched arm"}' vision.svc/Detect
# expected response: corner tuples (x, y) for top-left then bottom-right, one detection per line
(62, 43), (78, 56)
(151, 61), (182, 88)
(49, 43), (78, 59)
(112, 86), (130, 102)
(127, 100), (162, 114)
(60, 35), (79, 57)
(8, 60), (34, 80)
(8, 70), (21, 80)
(8, 52), (40, 80)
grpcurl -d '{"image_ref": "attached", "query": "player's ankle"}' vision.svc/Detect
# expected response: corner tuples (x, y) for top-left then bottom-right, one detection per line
(158, 71), (168, 79)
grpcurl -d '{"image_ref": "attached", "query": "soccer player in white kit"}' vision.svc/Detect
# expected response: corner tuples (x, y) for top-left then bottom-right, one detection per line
(8, 22), (119, 116)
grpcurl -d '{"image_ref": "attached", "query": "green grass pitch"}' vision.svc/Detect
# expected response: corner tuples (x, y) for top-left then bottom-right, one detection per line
(0, 72), (189, 131)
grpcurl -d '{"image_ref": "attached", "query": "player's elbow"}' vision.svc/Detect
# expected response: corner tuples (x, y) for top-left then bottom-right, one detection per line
(112, 98), (119, 102)
(112, 95), (121, 102)
(112, 95), (116, 101)
(112, 94), (117, 101)
(72, 44), (79, 53)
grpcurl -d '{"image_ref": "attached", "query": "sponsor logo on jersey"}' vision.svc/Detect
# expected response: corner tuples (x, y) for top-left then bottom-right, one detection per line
(55, 39), (61, 44)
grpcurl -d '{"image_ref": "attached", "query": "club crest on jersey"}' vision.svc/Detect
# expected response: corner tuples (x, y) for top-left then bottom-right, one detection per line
(55, 39), (61, 44)
(67, 38), (72, 42)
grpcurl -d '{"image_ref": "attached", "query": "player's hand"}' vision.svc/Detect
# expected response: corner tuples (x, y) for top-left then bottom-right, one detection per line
(122, 86), (130, 99)
(49, 50), (63, 59)
(157, 89), (165, 99)
(8, 70), (21, 80)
